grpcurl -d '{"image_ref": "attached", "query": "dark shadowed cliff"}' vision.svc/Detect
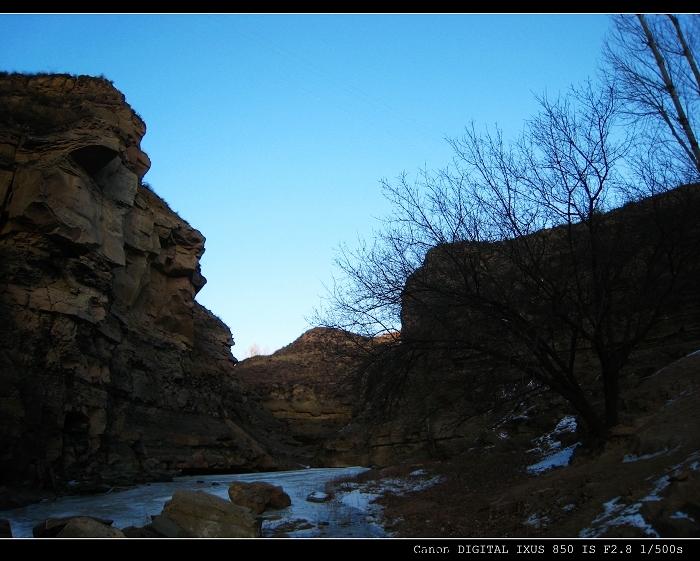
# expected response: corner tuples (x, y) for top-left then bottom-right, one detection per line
(0, 73), (299, 490)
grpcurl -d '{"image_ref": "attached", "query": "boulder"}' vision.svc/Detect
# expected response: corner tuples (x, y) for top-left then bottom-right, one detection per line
(160, 489), (261, 538)
(33, 516), (118, 538)
(306, 491), (329, 503)
(147, 514), (190, 538)
(121, 525), (161, 538)
(227, 481), (291, 514)
(56, 517), (125, 538)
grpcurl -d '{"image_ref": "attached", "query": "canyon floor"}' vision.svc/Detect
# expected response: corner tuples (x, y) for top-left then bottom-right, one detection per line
(1, 350), (697, 538)
(334, 351), (700, 538)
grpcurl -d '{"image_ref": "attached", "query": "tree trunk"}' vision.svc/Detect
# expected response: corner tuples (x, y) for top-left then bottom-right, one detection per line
(549, 381), (608, 439)
(638, 14), (700, 174)
(667, 15), (700, 96)
(602, 364), (620, 428)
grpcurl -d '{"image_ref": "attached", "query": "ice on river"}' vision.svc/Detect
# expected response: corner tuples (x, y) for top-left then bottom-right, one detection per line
(0, 467), (391, 538)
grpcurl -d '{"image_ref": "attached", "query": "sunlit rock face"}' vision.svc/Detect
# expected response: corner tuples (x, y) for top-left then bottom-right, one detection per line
(233, 328), (357, 466)
(0, 73), (280, 486)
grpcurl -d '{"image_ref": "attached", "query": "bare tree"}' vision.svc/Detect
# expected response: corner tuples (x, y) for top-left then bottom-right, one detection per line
(321, 83), (700, 439)
(603, 14), (700, 178)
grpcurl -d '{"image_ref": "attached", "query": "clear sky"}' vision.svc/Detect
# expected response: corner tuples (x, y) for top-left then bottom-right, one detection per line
(0, 14), (611, 357)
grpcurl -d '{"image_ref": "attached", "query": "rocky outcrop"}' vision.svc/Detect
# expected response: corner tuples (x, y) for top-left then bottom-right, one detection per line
(33, 515), (118, 537)
(55, 517), (126, 538)
(233, 328), (356, 465)
(159, 489), (261, 538)
(0, 73), (287, 487)
(234, 327), (475, 467)
(227, 480), (291, 513)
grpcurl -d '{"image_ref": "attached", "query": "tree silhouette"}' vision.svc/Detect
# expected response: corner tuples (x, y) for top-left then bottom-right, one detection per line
(604, 14), (700, 178)
(321, 83), (700, 439)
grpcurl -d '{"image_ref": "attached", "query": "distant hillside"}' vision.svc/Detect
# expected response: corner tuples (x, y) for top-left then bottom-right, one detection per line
(233, 328), (361, 466)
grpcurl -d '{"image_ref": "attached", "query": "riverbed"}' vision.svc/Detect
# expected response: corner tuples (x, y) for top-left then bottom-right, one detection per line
(0, 467), (390, 538)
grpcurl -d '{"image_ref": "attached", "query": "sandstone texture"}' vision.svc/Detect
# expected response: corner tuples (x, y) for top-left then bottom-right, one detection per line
(235, 327), (482, 467)
(0, 73), (288, 488)
(227, 480), (291, 513)
(32, 515), (116, 537)
(233, 328), (356, 465)
(160, 489), (261, 537)
(55, 516), (125, 538)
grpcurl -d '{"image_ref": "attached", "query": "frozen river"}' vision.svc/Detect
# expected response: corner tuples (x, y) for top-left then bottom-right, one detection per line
(0, 467), (390, 538)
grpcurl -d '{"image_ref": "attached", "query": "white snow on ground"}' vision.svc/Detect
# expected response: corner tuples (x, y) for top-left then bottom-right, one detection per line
(524, 512), (549, 528)
(623, 444), (681, 463)
(579, 449), (700, 537)
(521, 415), (582, 525)
(526, 415), (580, 474)
(579, 496), (658, 538)
(623, 449), (668, 463)
(317, 470), (440, 537)
(670, 511), (695, 521)
(553, 416), (578, 434)
(527, 444), (580, 474)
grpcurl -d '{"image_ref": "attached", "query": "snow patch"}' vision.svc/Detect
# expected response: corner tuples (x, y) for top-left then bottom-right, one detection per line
(623, 448), (669, 463)
(526, 416), (580, 474)
(579, 496), (658, 538)
(527, 444), (580, 474)
(670, 511), (695, 521)
(579, 449), (700, 537)
(524, 512), (549, 528)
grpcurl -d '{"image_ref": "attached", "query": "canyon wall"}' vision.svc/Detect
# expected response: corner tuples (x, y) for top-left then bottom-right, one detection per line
(233, 327), (476, 467)
(0, 74), (287, 488)
(233, 328), (356, 466)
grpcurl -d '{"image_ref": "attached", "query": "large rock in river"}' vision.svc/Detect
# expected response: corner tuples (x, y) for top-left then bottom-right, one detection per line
(228, 480), (291, 513)
(160, 489), (261, 538)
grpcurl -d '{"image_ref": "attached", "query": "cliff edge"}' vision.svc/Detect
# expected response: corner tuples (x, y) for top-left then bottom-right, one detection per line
(0, 73), (286, 489)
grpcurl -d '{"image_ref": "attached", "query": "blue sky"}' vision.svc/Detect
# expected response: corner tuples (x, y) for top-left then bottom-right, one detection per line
(0, 14), (611, 356)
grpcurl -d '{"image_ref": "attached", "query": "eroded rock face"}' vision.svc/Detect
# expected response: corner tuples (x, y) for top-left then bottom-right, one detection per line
(0, 73), (281, 486)
(233, 328), (356, 465)
(160, 489), (261, 538)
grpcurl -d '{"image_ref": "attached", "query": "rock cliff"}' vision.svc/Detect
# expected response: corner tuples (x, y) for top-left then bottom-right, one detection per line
(233, 328), (355, 466)
(0, 73), (286, 488)
(234, 327), (471, 467)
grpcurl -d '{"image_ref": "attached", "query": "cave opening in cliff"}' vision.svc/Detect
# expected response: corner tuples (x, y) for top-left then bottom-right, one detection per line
(69, 145), (119, 178)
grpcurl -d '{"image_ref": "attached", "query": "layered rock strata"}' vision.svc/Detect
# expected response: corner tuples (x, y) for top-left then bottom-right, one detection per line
(233, 328), (356, 465)
(0, 73), (283, 487)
